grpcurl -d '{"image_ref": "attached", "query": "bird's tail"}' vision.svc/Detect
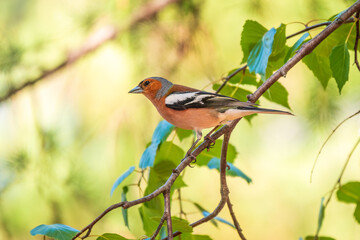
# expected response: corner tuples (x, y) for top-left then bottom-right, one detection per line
(220, 106), (293, 122)
(248, 107), (293, 116)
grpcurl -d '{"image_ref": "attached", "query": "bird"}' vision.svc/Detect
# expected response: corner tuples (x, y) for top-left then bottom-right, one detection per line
(129, 77), (293, 157)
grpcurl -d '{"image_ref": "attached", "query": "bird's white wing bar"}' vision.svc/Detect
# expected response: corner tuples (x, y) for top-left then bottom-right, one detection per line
(165, 92), (199, 105)
(183, 94), (214, 105)
(165, 91), (255, 111)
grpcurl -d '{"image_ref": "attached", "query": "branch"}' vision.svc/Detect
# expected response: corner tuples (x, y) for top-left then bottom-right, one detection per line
(164, 190), (173, 239)
(285, 18), (355, 39)
(227, 198), (246, 240)
(215, 66), (247, 94)
(73, 202), (126, 239)
(310, 110), (360, 182)
(314, 137), (360, 239)
(354, 12), (360, 71)
(150, 213), (166, 240)
(0, 0), (182, 104)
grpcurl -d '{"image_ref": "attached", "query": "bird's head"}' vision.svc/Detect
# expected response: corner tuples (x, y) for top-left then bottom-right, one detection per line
(129, 77), (173, 100)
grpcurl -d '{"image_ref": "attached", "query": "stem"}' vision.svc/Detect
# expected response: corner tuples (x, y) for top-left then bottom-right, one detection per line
(354, 12), (360, 71)
(310, 110), (360, 182)
(164, 190), (173, 240)
(227, 198), (246, 240)
(150, 214), (166, 240)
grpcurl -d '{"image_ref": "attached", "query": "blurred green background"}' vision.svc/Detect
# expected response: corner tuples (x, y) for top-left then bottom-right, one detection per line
(0, 0), (359, 239)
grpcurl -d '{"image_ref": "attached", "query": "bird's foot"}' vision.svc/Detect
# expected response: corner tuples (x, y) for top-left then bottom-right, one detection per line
(204, 135), (216, 151)
(183, 151), (197, 168)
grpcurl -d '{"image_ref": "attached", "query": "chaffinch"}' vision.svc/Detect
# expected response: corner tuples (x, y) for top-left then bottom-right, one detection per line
(129, 77), (292, 155)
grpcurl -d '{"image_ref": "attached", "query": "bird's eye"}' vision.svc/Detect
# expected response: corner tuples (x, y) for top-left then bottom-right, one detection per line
(143, 80), (150, 86)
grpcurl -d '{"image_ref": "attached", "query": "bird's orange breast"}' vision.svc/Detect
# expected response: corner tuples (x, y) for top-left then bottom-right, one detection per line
(153, 97), (221, 130)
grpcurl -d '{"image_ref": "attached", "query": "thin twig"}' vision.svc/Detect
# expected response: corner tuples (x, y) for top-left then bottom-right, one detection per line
(150, 213), (166, 240)
(72, 202), (126, 239)
(177, 188), (187, 219)
(216, 66), (247, 94)
(227, 198), (246, 240)
(164, 190), (173, 239)
(310, 110), (360, 182)
(354, 12), (360, 71)
(314, 137), (360, 239)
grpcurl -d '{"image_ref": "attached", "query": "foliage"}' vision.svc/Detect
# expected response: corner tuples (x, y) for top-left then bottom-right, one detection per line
(337, 182), (360, 223)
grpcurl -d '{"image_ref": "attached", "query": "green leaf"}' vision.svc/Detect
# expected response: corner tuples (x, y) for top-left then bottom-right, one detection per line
(176, 128), (193, 141)
(207, 158), (252, 183)
(181, 233), (213, 240)
(271, 24), (286, 58)
(153, 160), (187, 190)
(303, 52), (332, 89)
(139, 120), (174, 169)
(316, 23), (357, 56)
(354, 202), (360, 224)
(121, 186), (129, 228)
(260, 81), (290, 110)
(241, 20), (268, 63)
(316, 197), (325, 235)
(30, 224), (79, 240)
(212, 84), (252, 102)
(202, 211), (235, 228)
(155, 141), (185, 165)
(285, 33), (309, 62)
(227, 68), (258, 86)
(247, 28), (277, 79)
(329, 43), (350, 93)
(336, 182), (360, 204)
(143, 158), (186, 212)
(145, 160), (187, 196)
(196, 140), (237, 166)
(151, 216), (193, 233)
(110, 166), (135, 197)
(305, 236), (335, 240)
(139, 206), (163, 236)
(328, 10), (345, 21)
(96, 233), (130, 240)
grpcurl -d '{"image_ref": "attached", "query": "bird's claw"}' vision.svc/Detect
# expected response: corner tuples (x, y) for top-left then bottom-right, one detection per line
(205, 135), (216, 151)
(226, 163), (230, 170)
(184, 152), (197, 168)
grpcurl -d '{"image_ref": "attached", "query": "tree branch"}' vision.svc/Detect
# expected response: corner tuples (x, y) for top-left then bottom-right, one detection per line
(215, 66), (247, 94)
(0, 0), (182, 104)
(150, 213), (166, 240)
(227, 198), (246, 240)
(354, 12), (360, 71)
(164, 190), (173, 239)
(72, 202), (126, 239)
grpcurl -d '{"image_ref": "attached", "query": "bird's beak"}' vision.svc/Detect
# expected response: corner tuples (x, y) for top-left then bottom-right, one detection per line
(128, 85), (143, 94)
